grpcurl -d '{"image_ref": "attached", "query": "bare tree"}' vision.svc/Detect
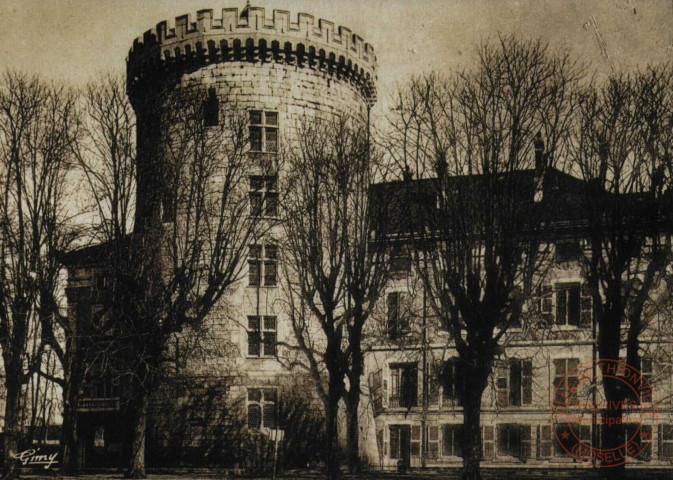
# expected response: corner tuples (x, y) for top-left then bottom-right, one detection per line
(0, 71), (79, 479)
(280, 114), (392, 478)
(386, 37), (583, 480)
(39, 74), (138, 474)
(93, 84), (266, 478)
(571, 65), (673, 467)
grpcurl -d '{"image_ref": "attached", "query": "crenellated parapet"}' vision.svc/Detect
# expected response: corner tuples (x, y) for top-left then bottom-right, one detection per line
(127, 6), (378, 104)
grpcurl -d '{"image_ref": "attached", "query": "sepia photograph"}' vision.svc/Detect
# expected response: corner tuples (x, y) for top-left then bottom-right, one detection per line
(1, 1), (673, 479)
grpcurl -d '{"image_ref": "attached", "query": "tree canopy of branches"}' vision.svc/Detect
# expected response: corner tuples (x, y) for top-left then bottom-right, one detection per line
(0, 71), (79, 479)
(571, 65), (673, 465)
(281, 114), (392, 478)
(41, 74), (139, 475)
(78, 83), (265, 478)
(386, 36), (584, 480)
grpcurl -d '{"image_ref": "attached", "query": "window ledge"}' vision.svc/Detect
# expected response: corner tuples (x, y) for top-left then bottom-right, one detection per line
(554, 325), (590, 331)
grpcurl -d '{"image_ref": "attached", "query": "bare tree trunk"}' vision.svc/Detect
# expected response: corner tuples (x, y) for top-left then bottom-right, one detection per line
(598, 310), (625, 472)
(3, 376), (22, 480)
(125, 386), (148, 479)
(459, 356), (490, 480)
(59, 352), (83, 475)
(59, 401), (78, 475)
(325, 380), (340, 480)
(341, 393), (360, 472)
(345, 398), (359, 474)
(345, 328), (363, 474)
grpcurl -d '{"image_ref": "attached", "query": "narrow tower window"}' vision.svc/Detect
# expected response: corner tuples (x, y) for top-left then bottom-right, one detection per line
(204, 88), (219, 127)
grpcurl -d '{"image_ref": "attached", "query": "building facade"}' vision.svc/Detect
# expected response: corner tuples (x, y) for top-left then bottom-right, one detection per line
(359, 172), (673, 470)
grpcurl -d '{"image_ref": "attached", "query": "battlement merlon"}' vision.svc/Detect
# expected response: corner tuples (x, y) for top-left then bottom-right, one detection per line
(127, 7), (378, 104)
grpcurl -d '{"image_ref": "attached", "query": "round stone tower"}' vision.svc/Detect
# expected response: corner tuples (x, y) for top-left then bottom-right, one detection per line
(127, 4), (377, 230)
(124, 4), (378, 441)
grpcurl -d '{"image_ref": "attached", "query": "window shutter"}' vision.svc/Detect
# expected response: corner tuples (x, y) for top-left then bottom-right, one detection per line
(537, 424), (552, 458)
(496, 362), (508, 407)
(540, 285), (553, 324)
(369, 369), (383, 413)
(390, 428), (400, 460)
(556, 288), (567, 325)
(482, 425), (495, 459)
(497, 425), (507, 456)
(389, 369), (398, 407)
(522, 360), (533, 405)
(580, 284), (592, 326)
(520, 425), (532, 460)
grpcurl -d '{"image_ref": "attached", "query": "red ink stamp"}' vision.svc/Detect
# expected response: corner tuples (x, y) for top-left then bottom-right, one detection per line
(550, 358), (658, 467)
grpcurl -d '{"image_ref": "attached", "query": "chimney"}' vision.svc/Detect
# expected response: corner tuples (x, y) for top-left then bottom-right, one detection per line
(534, 131), (545, 172)
(403, 164), (413, 182)
(534, 132), (545, 203)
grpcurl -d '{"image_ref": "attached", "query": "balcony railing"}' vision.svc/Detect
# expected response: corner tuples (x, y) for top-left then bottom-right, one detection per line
(77, 397), (120, 412)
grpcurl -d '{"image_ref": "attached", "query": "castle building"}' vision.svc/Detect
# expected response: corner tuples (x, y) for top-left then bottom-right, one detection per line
(64, 4), (376, 469)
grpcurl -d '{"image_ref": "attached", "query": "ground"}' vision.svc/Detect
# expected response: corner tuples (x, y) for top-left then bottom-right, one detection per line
(21, 468), (673, 480)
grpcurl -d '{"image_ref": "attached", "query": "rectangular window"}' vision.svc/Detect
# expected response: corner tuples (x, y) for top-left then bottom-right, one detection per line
(441, 358), (461, 406)
(387, 292), (409, 340)
(247, 388), (277, 429)
(555, 241), (581, 263)
(660, 424), (673, 459)
(497, 424), (531, 459)
(554, 423), (590, 457)
(442, 424), (463, 457)
(556, 283), (580, 326)
(390, 254), (411, 280)
(389, 427), (401, 460)
(247, 315), (277, 357)
(204, 88), (219, 127)
(249, 175), (279, 218)
(553, 358), (580, 406)
(248, 245), (277, 286)
(249, 111), (278, 152)
(496, 359), (533, 407)
(554, 283), (592, 326)
(625, 423), (651, 460)
(390, 363), (418, 408)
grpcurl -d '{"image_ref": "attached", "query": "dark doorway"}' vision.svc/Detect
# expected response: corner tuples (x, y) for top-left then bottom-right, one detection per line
(390, 425), (411, 470)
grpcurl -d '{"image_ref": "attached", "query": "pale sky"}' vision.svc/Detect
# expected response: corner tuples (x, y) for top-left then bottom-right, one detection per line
(2, 0), (672, 114)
